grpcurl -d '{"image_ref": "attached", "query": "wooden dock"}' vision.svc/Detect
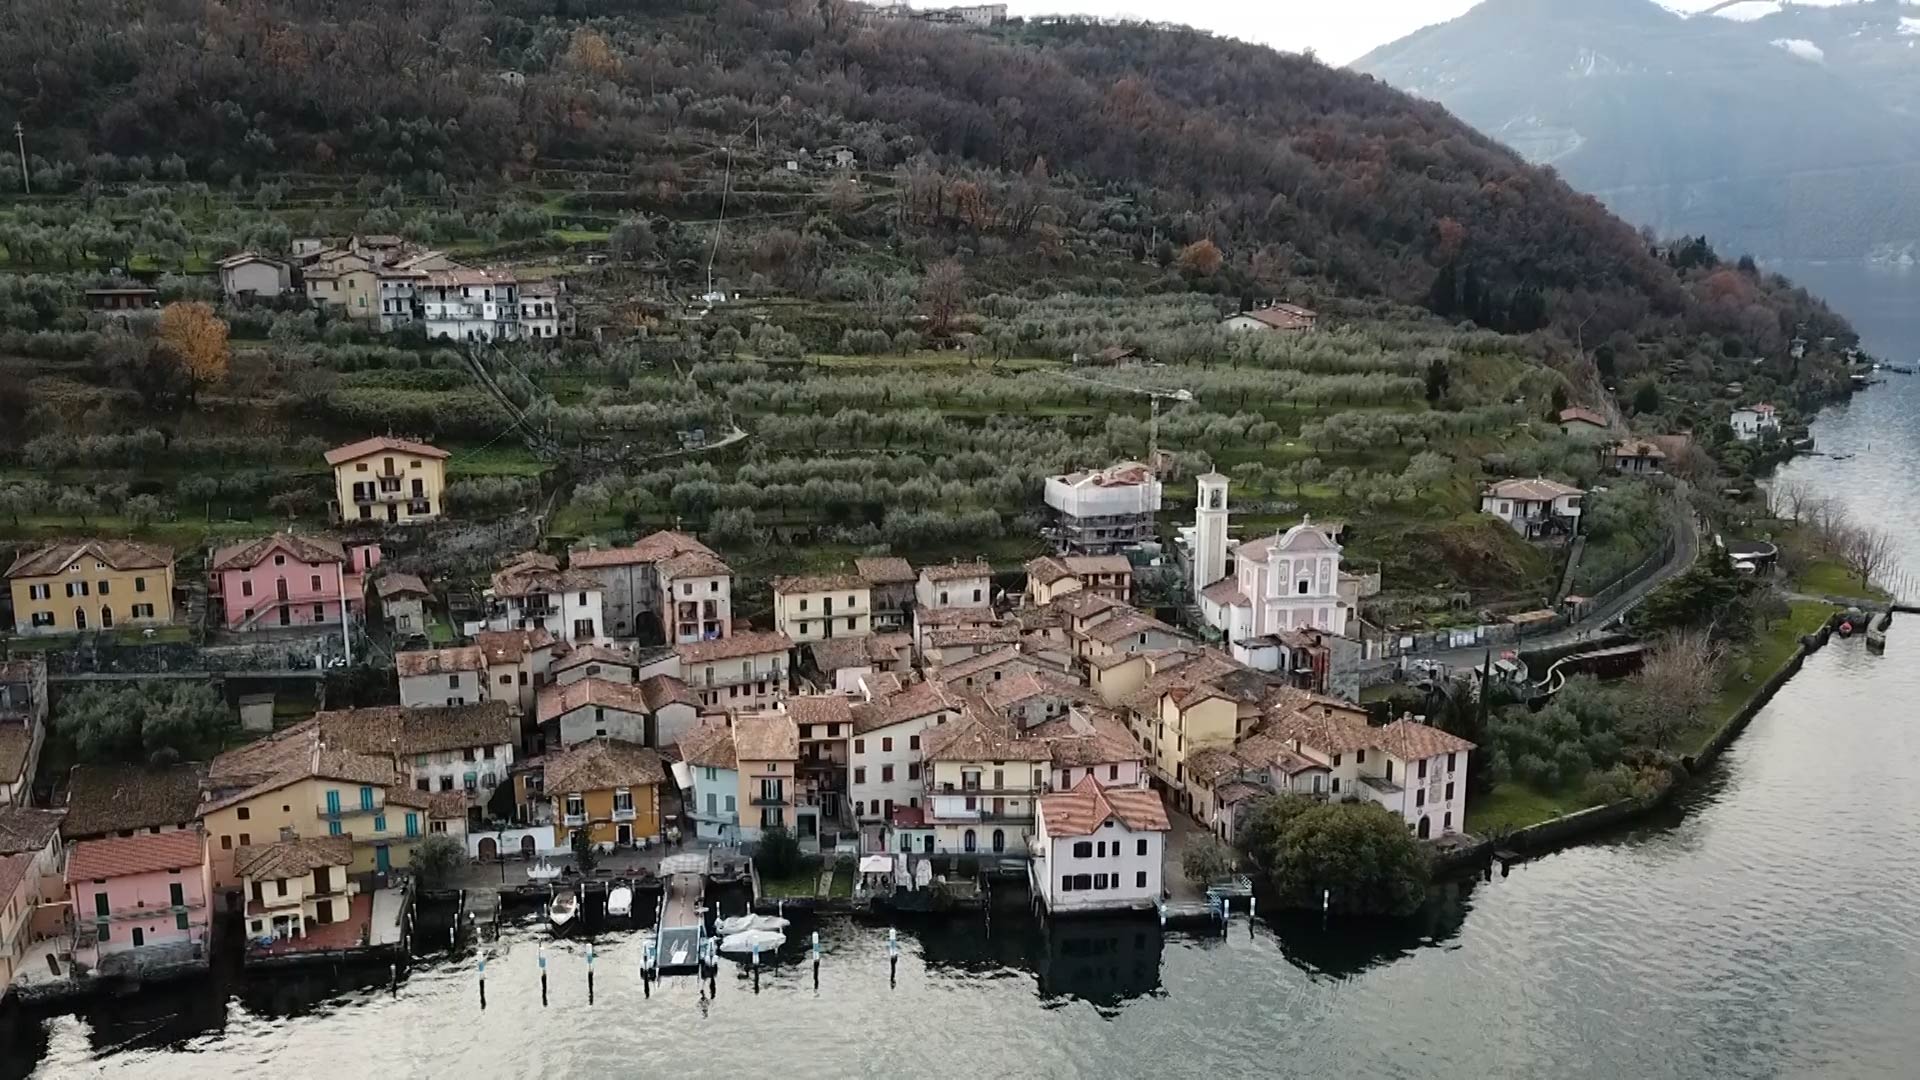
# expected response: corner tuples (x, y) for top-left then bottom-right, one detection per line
(654, 872), (704, 974)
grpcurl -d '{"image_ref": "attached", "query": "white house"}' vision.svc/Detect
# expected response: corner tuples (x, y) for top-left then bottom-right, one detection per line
(1479, 478), (1585, 540)
(519, 281), (566, 340)
(1266, 710), (1475, 838)
(217, 253), (291, 299)
(1220, 303), (1316, 333)
(481, 553), (605, 645)
(396, 646), (488, 709)
(848, 681), (962, 824)
(916, 560), (993, 611)
(1199, 517), (1353, 642)
(1031, 776), (1169, 914)
(656, 549), (734, 646)
(1042, 461), (1163, 556)
(674, 630), (792, 711)
(772, 573), (873, 644)
(536, 676), (699, 750)
(1730, 403), (1780, 442)
(419, 267), (522, 342)
(676, 724), (741, 843)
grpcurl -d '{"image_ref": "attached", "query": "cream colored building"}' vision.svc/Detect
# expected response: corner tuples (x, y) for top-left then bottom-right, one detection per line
(232, 836), (358, 942)
(325, 436), (450, 525)
(921, 712), (1049, 855)
(772, 573), (873, 644)
(304, 253), (379, 319)
(7, 540), (175, 636)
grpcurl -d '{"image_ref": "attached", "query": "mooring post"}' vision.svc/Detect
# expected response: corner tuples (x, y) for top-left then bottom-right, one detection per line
(587, 942), (596, 1004)
(888, 927), (899, 985)
(539, 944), (549, 1007)
(390, 963), (398, 995)
(478, 956), (486, 1010)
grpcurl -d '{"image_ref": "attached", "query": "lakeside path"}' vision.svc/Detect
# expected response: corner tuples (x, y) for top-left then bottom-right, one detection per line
(1413, 503), (1702, 672)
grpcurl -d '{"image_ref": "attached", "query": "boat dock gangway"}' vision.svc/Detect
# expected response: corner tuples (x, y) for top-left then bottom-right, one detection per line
(653, 853), (710, 976)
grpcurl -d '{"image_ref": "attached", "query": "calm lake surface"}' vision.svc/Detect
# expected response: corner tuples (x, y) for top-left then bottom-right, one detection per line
(7, 262), (1920, 1080)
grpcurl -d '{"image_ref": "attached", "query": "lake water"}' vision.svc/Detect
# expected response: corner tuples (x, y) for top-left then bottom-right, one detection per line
(7, 262), (1920, 1079)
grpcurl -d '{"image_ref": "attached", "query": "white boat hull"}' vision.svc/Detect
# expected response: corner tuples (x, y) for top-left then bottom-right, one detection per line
(606, 887), (633, 918)
(717, 929), (786, 954)
(715, 914), (790, 936)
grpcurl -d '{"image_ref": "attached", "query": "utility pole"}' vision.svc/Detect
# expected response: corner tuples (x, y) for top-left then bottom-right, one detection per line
(13, 122), (27, 195)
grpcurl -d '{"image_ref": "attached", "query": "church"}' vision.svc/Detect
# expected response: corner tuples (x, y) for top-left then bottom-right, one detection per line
(1191, 473), (1354, 643)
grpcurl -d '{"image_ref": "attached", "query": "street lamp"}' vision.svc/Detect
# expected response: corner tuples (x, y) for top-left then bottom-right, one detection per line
(13, 122), (27, 195)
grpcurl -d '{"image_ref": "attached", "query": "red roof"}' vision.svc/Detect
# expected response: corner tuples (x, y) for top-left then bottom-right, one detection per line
(324, 436), (449, 466)
(66, 829), (205, 882)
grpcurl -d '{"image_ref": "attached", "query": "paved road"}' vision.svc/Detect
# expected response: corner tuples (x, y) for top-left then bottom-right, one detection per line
(1411, 504), (1702, 673)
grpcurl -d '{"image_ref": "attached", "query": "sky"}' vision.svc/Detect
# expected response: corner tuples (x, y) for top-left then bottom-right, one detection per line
(940, 0), (1872, 66)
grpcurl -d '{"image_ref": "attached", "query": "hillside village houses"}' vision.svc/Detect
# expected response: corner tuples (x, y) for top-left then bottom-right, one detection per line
(1220, 302), (1318, 333)
(569, 531), (733, 644)
(1730, 403), (1781, 442)
(853, 556), (918, 631)
(1042, 460), (1163, 556)
(6, 540), (176, 636)
(373, 572), (432, 638)
(772, 573), (874, 644)
(1480, 477), (1586, 540)
(209, 533), (380, 632)
(1024, 553), (1133, 606)
(478, 552), (605, 646)
(325, 436), (449, 525)
(0, 659), (50, 808)
(917, 559), (993, 611)
(675, 629), (793, 711)
(536, 674), (701, 751)
(1556, 405), (1612, 441)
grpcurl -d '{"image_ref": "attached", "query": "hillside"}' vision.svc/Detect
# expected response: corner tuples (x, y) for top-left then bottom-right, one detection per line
(0, 0), (1863, 626)
(1354, 0), (1920, 261)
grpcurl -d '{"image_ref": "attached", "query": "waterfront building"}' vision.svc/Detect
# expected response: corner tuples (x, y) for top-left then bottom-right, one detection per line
(676, 724), (741, 843)
(324, 435), (449, 525)
(854, 556), (918, 631)
(65, 828), (211, 968)
(1730, 403), (1780, 442)
(0, 808), (64, 988)
(849, 681), (961, 825)
(5, 540), (176, 636)
(480, 552), (605, 646)
(674, 629), (792, 711)
(788, 695), (853, 828)
(729, 711), (802, 842)
(921, 711), (1050, 856)
(1031, 776), (1169, 914)
(545, 737), (667, 850)
(232, 836), (356, 943)
(1116, 651), (1292, 808)
(1261, 710), (1475, 838)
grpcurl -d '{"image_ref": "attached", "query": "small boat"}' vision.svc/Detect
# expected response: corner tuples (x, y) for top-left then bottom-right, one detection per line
(527, 859), (562, 883)
(717, 928), (786, 954)
(715, 914), (790, 936)
(606, 886), (633, 919)
(549, 891), (579, 931)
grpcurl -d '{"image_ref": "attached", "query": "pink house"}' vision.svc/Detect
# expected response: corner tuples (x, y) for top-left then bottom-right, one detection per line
(209, 535), (381, 631)
(65, 828), (211, 966)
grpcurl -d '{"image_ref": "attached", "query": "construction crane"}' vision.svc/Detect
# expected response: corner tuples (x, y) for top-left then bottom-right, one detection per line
(1053, 371), (1194, 462)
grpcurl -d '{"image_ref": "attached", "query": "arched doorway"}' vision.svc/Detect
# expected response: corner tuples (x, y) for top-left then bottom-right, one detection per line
(100, 606), (113, 629)
(478, 836), (498, 860)
(1417, 816), (1431, 839)
(519, 835), (537, 857)
(74, 608), (86, 630)
(922, 835), (934, 853)
(963, 829), (977, 853)
(1443, 812), (1452, 833)
(991, 829), (1005, 853)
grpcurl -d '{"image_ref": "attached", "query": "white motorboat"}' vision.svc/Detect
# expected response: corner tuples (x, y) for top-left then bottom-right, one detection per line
(717, 928), (786, 954)
(714, 914), (790, 936)
(549, 891), (579, 931)
(606, 886), (633, 919)
(526, 859), (562, 883)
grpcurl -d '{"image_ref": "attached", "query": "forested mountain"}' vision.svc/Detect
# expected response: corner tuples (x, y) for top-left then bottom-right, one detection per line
(1355, 0), (1920, 261)
(0, 0), (1850, 358)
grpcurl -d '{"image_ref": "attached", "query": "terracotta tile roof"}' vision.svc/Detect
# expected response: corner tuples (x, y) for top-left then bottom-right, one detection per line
(936, 644), (1031, 682)
(916, 606), (999, 629)
(638, 674), (699, 713)
(656, 550), (733, 580)
(927, 624), (1021, 650)
(773, 573), (869, 594)
(675, 629), (791, 665)
(395, 645), (485, 677)
(1200, 579), (1248, 606)
(200, 718), (398, 815)
(785, 694), (854, 729)
(1028, 708), (1143, 768)
(323, 436), (449, 466)
(1081, 610), (1181, 644)
(1264, 708), (1379, 756)
(1230, 303), (1317, 331)
(1214, 780), (1267, 805)
(473, 628), (556, 665)
(1557, 406), (1609, 428)
(1234, 520), (1341, 561)
(8, 539), (173, 579)
(854, 556), (916, 585)
(1051, 591), (1127, 619)
(569, 531), (713, 568)
(1040, 775), (1168, 836)
(1483, 477), (1584, 501)
(808, 635), (899, 673)
(374, 572), (431, 599)
(66, 828), (204, 882)
(1373, 719), (1476, 761)
(388, 787), (472, 819)
(545, 738), (666, 792)
(551, 644), (637, 675)
(491, 552), (602, 596)
(212, 533), (347, 571)
(0, 807), (63, 855)
(1183, 746), (1247, 787)
(1051, 461), (1155, 488)
(232, 836), (353, 880)
(537, 678), (652, 723)
(921, 559), (993, 583)
(0, 853), (34, 905)
(1611, 439), (1667, 459)
(676, 725), (737, 770)
(315, 702), (516, 757)
(980, 669), (1094, 711)
(851, 679), (957, 734)
(1025, 555), (1075, 587)
(923, 713), (1048, 763)
(60, 763), (208, 839)
(732, 713), (799, 761)
(0, 727), (30, 786)
(1064, 555), (1132, 575)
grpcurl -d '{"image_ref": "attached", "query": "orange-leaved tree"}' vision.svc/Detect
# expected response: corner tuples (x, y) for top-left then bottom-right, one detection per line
(156, 301), (229, 400)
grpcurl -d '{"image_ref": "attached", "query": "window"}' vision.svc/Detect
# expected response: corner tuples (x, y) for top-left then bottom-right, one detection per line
(94, 892), (109, 917)
(276, 879), (287, 897)
(853, 738), (866, 754)
(1136, 871), (1148, 889)
(881, 737), (893, 752)
(374, 814), (387, 832)
(1094, 873), (1108, 890)
(313, 604), (325, 621)
(565, 794), (585, 818)
(1415, 790), (1425, 808)
(907, 763), (920, 780)
(1418, 759), (1429, 780)
(30, 612), (53, 627)
(1096, 841), (1106, 857)
(239, 833), (250, 846)
(854, 767), (866, 783)
(448, 674), (460, 689)
(1333, 753), (1342, 767)
(1136, 838), (1148, 856)
(169, 882), (185, 907)
(439, 776), (454, 792)
(847, 617), (856, 630)
(855, 800), (865, 817)
(972, 589), (981, 602)
(1448, 753), (1457, 772)
(329, 820), (342, 836)
(1061, 875), (1075, 893)
(220, 835), (233, 850)
(1331, 778), (1341, 794)
(134, 577), (146, 593)
(909, 734), (920, 751)
(1072, 841), (1092, 858)
(98, 581), (109, 596)
(881, 765), (894, 782)
(799, 598), (808, 611)
(1445, 782), (1455, 801)
(1110, 765), (1120, 781)
(237, 807), (250, 821)
(176, 911), (190, 931)
(1356, 749), (1366, 764)
(939, 591), (948, 605)
(311, 574), (322, 591)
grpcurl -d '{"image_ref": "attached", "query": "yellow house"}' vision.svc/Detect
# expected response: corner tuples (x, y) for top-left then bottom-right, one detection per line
(304, 253), (379, 319)
(545, 737), (665, 850)
(6, 540), (175, 636)
(771, 573), (873, 644)
(231, 836), (358, 942)
(325, 436), (450, 525)
(199, 719), (440, 892)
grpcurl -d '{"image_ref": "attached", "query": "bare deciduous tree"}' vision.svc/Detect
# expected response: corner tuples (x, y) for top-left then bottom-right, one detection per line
(1837, 522), (1896, 591)
(1629, 630), (1723, 751)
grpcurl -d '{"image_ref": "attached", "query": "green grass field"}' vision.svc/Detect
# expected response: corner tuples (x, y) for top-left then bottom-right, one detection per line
(1794, 560), (1888, 602)
(1466, 783), (1596, 835)
(1702, 599), (1833, 734)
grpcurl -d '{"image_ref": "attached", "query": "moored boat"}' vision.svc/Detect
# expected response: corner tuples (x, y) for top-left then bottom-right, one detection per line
(549, 891), (579, 931)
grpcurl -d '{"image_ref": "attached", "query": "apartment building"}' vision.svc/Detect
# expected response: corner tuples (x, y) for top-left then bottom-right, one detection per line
(6, 540), (175, 636)
(325, 436), (450, 525)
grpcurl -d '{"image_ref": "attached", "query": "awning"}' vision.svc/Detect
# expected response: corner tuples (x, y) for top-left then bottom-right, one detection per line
(669, 761), (693, 791)
(860, 855), (893, 874)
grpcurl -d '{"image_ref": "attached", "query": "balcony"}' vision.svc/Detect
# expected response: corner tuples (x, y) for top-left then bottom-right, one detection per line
(562, 812), (586, 827)
(318, 801), (380, 818)
(612, 806), (636, 822)
(92, 900), (204, 922)
(749, 791), (788, 807)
